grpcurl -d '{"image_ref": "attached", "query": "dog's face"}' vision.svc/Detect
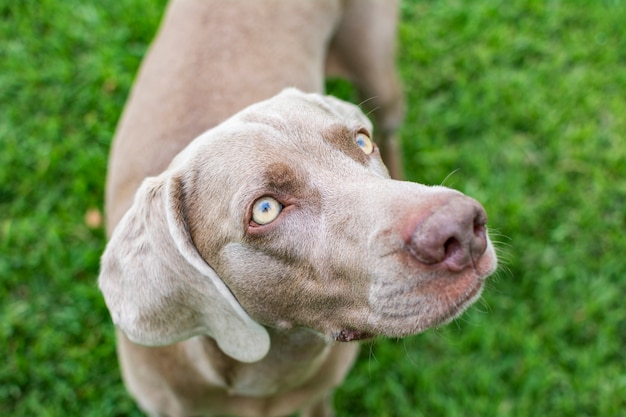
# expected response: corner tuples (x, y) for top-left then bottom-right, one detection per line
(183, 89), (497, 339)
(99, 89), (497, 362)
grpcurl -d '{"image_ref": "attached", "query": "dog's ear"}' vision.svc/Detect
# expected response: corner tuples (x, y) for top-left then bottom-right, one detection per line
(98, 173), (270, 363)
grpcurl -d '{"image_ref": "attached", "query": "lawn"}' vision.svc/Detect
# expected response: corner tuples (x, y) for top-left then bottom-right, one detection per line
(1, 0), (625, 416)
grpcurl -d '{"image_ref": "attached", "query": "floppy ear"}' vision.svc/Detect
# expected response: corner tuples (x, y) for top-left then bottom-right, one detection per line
(98, 173), (270, 363)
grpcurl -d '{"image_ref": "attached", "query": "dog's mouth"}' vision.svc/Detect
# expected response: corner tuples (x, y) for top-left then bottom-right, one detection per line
(431, 277), (484, 327)
(323, 272), (489, 344)
(330, 266), (489, 344)
(334, 328), (374, 342)
(362, 260), (493, 339)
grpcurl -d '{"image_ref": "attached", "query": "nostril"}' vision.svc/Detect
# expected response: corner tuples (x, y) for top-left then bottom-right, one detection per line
(471, 211), (488, 257)
(409, 197), (489, 272)
(442, 235), (472, 272)
(474, 217), (487, 239)
(444, 237), (460, 260)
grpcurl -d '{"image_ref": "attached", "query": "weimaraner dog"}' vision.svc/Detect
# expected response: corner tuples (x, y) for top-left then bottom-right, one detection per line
(99, 1), (498, 417)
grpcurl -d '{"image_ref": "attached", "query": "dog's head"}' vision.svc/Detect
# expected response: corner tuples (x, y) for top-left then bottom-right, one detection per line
(99, 88), (497, 363)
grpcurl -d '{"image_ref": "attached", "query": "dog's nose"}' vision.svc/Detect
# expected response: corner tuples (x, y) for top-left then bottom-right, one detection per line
(410, 197), (488, 272)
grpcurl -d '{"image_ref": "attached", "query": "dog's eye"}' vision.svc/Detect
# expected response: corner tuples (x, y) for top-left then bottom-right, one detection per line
(252, 197), (283, 225)
(355, 132), (374, 155)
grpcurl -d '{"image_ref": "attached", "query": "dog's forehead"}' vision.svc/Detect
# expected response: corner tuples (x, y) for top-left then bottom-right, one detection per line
(174, 90), (385, 193)
(236, 90), (372, 140)
(230, 91), (375, 161)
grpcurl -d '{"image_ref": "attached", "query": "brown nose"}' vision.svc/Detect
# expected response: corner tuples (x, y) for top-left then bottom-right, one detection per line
(410, 197), (488, 272)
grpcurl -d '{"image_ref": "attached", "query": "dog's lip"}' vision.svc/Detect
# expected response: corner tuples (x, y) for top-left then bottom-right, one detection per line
(337, 245), (495, 342)
(432, 276), (484, 326)
(365, 266), (489, 338)
(332, 276), (483, 343)
(334, 328), (374, 342)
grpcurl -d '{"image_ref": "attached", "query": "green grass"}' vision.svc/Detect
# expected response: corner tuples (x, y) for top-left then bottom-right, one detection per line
(2, 0), (625, 415)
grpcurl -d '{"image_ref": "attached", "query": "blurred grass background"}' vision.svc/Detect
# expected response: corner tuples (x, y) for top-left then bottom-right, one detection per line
(1, 0), (625, 415)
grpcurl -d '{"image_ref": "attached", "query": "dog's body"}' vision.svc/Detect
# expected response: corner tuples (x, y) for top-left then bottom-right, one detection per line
(101, 2), (497, 417)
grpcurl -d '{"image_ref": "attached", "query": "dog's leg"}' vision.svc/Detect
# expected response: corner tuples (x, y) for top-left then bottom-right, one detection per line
(326, 0), (404, 178)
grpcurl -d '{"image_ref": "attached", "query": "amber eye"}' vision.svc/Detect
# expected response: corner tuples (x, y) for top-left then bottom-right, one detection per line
(355, 132), (374, 155)
(251, 197), (282, 225)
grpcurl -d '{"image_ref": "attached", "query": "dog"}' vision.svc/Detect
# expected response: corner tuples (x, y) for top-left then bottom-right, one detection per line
(99, 2), (497, 416)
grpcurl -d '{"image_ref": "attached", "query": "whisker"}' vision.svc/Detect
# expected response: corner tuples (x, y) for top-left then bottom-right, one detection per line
(402, 339), (419, 367)
(358, 95), (379, 108)
(432, 326), (452, 343)
(367, 339), (378, 377)
(440, 169), (461, 186)
(366, 105), (381, 118)
(475, 296), (492, 314)
(456, 308), (482, 327)
(490, 236), (513, 246)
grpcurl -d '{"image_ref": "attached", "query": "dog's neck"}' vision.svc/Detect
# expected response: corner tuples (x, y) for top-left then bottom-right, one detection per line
(188, 327), (332, 397)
